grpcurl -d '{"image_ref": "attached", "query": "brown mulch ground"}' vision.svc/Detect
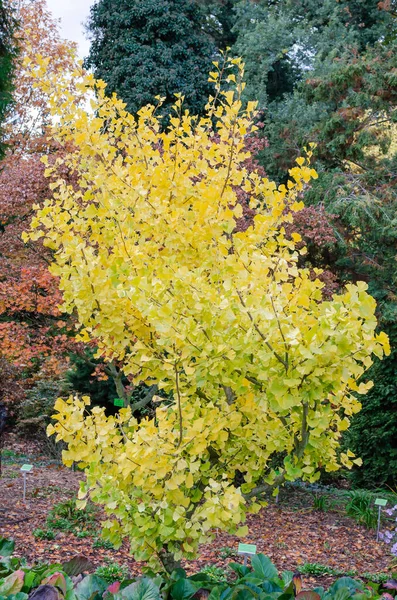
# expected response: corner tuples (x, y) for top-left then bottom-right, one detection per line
(0, 433), (394, 588)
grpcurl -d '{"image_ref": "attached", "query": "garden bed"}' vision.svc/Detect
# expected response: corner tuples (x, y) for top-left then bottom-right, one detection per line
(0, 433), (393, 587)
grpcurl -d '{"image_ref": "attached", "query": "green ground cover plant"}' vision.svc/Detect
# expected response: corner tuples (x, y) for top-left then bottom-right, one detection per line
(46, 500), (98, 537)
(300, 563), (391, 583)
(32, 528), (56, 541)
(1, 537), (396, 600)
(345, 491), (378, 529)
(30, 500), (99, 542)
(94, 560), (130, 585)
(92, 538), (115, 551)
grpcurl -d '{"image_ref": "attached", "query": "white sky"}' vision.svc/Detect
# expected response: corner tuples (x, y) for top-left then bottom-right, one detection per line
(46, 0), (93, 59)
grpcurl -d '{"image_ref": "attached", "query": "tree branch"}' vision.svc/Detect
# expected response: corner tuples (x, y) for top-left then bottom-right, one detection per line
(106, 361), (129, 407)
(222, 385), (236, 405)
(243, 472), (286, 500)
(236, 289), (288, 371)
(130, 384), (158, 413)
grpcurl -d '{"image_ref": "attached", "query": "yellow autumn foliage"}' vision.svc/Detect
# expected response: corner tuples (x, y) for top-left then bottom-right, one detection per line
(24, 57), (389, 571)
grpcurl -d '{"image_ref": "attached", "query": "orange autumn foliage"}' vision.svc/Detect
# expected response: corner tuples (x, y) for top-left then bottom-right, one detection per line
(0, 0), (78, 409)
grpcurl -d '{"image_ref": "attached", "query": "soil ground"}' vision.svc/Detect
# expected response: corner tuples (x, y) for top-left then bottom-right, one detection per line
(0, 433), (394, 589)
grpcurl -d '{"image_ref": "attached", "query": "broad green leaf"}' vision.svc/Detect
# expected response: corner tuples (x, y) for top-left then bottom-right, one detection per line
(170, 578), (199, 600)
(251, 555), (278, 582)
(74, 575), (107, 600)
(0, 539), (15, 559)
(119, 578), (161, 600)
(22, 571), (36, 591)
(207, 588), (221, 600)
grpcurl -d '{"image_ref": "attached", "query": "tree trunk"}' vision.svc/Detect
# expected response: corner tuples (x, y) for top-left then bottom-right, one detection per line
(159, 547), (182, 574)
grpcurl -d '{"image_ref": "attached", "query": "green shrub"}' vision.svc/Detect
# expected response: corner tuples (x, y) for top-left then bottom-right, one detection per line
(16, 379), (71, 457)
(18, 380), (70, 423)
(66, 350), (119, 410)
(345, 490), (378, 529)
(67, 349), (156, 416)
(346, 323), (397, 489)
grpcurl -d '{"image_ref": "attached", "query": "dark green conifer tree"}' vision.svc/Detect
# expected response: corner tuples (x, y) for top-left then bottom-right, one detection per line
(231, 0), (397, 487)
(232, 0), (396, 109)
(85, 0), (216, 116)
(345, 325), (397, 489)
(197, 0), (237, 49)
(0, 0), (17, 157)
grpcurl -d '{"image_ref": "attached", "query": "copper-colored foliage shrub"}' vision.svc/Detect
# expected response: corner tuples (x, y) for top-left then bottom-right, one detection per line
(0, 0), (78, 409)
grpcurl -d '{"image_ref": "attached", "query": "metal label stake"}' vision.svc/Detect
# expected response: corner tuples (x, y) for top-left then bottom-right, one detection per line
(238, 543), (257, 566)
(20, 464), (33, 502)
(375, 497), (387, 541)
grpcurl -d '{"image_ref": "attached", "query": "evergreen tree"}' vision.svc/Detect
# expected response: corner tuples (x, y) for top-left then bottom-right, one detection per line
(233, 1), (299, 105)
(345, 325), (397, 489)
(67, 349), (157, 417)
(85, 0), (216, 116)
(197, 0), (237, 49)
(234, 2), (397, 487)
(0, 0), (17, 157)
(67, 350), (120, 411)
(232, 0), (396, 108)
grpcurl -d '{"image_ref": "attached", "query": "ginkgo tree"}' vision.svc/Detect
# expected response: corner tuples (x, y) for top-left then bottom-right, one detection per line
(24, 57), (389, 572)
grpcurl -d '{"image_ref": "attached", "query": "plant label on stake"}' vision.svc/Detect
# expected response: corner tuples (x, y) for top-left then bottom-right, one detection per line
(114, 398), (124, 408)
(238, 543), (257, 566)
(375, 498), (387, 541)
(374, 498), (387, 506)
(20, 464), (33, 502)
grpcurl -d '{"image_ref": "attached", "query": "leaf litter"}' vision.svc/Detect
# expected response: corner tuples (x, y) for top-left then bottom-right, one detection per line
(0, 433), (393, 587)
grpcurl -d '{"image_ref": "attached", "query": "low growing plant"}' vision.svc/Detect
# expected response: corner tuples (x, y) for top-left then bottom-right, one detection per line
(0, 538), (396, 600)
(76, 531), (91, 539)
(300, 563), (336, 576)
(200, 564), (227, 582)
(218, 546), (238, 559)
(379, 503), (397, 556)
(300, 562), (389, 583)
(32, 528), (56, 541)
(312, 494), (330, 512)
(46, 499), (97, 536)
(95, 560), (130, 584)
(92, 537), (115, 550)
(345, 490), (378, 529)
